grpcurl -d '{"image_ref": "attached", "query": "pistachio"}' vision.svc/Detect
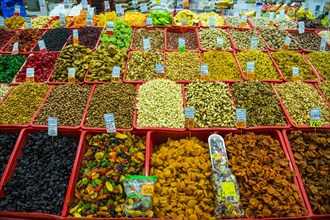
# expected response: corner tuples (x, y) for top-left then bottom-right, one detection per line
(198, 28), (232, 50)
(225, 16), (249, 28)
(229, 29), (267, 50)
(185, 80), (235, 128)
(133, 28), (165, 50)
(275, 81), (330, 126)
(250, 17), (276, 29)
(260, 29), (300, 50)
(137, 79), (184, 128)
(290, 32), (329, 51)
(274, 18), (297, 29)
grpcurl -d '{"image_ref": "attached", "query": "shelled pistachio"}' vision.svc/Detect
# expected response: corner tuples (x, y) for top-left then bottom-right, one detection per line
(305, 52), (330, 80)
(318, 82), (330, 102)
(237, 50), (280, 79)
(137, 79), (184, 128)
(229, 29), (266, 50)
(231, 81), (286, 126)
(126, 51), (163, 81)
(198, 28), (232, 50)
(271, 51), (316, 80)
(202, 51), (241, 80)
(166, 52), (200, 81)
(185, 81), (235, 128)
(275, 81), (330, 126)
(87, 45), (127, 82)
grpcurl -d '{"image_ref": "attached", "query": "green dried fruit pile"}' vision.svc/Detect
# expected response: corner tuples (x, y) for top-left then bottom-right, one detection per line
(0, 83), (50, 125)
(185, 80), (235, 128)
(271, 51), (316, 80)
(126, 51), (163, 81)
(0, 55), (26, 83)
(305, 52), (330, 80)
(202, 51), (241, 80)
(34, 84), (91, 126)
(166, 52), (200, 80)
(275, 81), (330, 126)
(231, 81), (286, 127)
(236, 50), (280, 80)
(85, 83), (135, 129)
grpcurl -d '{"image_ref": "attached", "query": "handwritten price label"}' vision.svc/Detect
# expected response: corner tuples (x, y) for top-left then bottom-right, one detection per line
(310, 108), (321, 127)
(236, 109), (247, 128)
(142, 185), (154, 196)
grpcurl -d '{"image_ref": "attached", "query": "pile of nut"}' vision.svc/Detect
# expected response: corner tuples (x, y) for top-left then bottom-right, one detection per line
(132, 28), (165, 50)
(166, 52), (200, 80)
(230, 29), (267, 50)
(198, 28), (232, 50)
(305, 52), (330, 80)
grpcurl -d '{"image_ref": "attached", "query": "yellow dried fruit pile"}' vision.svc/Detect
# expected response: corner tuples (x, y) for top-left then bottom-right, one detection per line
(150, 137), (215, 220)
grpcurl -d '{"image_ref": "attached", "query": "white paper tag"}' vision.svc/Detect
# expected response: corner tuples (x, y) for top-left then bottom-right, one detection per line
(298, 22), (305, 34)
(143, 38), (151, 50)
(247, 62), (254, 73)
(86, 13), (93, 26)
(132, 0), (138, 6)
(73, 29), (78, 39)
(112, 66), (121, 78)
(146, 18), (153, 27)
(60, 13), (66, 26)
(82, 0), (88, 10)
(48, 117), (58, 136)
(25, 17), (32, 28)
(292, 66), (299, 77)
(39, 0), (47, 16)
(284, 37), (291, 45)
(26, 68), (34, 78)
(156, 64), (164, 74)
(0, 17), (4, 27)
(236, 109), (246, 122)
(64, 0), (70, 9)
(209, 16), (215, 29)
(200, 64), (208, 75)
(140, 3), (148, 13)
(256, 8), (261, 18)
(185, 107), (195, 119)
(181, 18), (187, 26)
(14, 5), (20, 15)
(115, 4), (122, 11)
(305, 1), (309, 11)
(68, 67), (75, 77)
(12, 42), (19, 54)
(269, 12), (274, 21)
(216, 38), (223, 48)
(279, 10), (285, 20)
(104, 1), (110, 10)
(241, 15), (247, 23)
(310, 108), (321, 121)
(160, 0), (166, 8)
(320, 37), (326, 52)
(38, 40), (47, 51)
(179, 38), (185, 47)
(104, 113), (116, 133)
(106, 21), (114, 31)
(250, 37), (259, 50)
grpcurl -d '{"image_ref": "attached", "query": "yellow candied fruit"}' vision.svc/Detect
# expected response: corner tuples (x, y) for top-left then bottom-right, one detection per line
(122, 12), (146, 27)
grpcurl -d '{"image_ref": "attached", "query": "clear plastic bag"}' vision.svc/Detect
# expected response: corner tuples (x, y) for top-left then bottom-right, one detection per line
(123, 175), (157, 218)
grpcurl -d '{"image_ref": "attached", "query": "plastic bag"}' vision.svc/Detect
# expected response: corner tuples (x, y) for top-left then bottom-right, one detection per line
(123, 175), (157, 218)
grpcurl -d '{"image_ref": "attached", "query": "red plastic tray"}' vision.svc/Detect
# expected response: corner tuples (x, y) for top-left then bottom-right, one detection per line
(31, 29), (71, 53)
(63, 130), (148, 218)
(287, 30), (330, 53)
(0, 31), (16, 53)
(133, 83), (186, 132)
(271, 83), (330, 129)
(235, 50), (284, 82)
(43, 16), (74, 30)
(197, 28), (234, 52)
(165, 27), (200, 52)
(81, 84), (135, 131)
(302, 50), (329, 82)
(199, 14), (229, 28)
(130, 27), (166, 51)
(223, 16), (251, 29)
(248, 17), (278, 30)
(0, 127), (84, 219)
(172, 12), (200, 28)
(47, 68), (88, 85)
(282, 128), (330, 219)
(65, 27), (104, 51)
(123, 50), (165, 84)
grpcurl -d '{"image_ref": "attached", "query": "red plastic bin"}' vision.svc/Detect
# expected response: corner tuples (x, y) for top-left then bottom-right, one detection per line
(197, 28), (234, 51)
(0, 127), (84, 220)
(287, 30), (330, 53)
(282, 128), (330, 220)
(63, 130), (149, 219)
(165, 27), (200, 52)
(130, 27), (166, 51)
(303, 50), (329, 82)
(199, 14), (228, 28)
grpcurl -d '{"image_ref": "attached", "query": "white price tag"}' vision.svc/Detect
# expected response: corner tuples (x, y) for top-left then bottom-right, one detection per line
(185, 107), (195, 119)
(247, 62), (254, 73)
(104, 1), (110, 11)
(48, 117), (58, 136)
(38, 40), (47, 51)
(256, 9), (261, 18)
(292, 66), (299, 79)
(82, 0), (88, 11)
(250, 37), (259, 50)
(0, 17), (4, 28)
(209, 16), (215, 29)
(146, 18), (153, 27)
(26, 68), (34, 78)
(160, 0), (166, 8)
(143, 38), (151, 50)
(106, 21), (114, 31)
(156, 64), (164, 74)
(284, 37), (291, 45)
(140, 3), (148, 13)
(39, 0), (47, 16)
(86, 13), (93, 26)
(104, 113), (116, 133)
(310, 108), (321, 121)
(115, 4), (122, 12)
(216, 38), (223, 48)
(241, 15), (247, 23)
(236, 109), (246, 123)
(305, 1), (309, 11)
(181, 18), (187, 26)
(68, 67), (75, 78)
(179, 38), (185, 47)
(112, 66), (121, 78)
(14, 5), (20, 15)
(200, 64), (208, 75)
(25, 17), (32, 28)
(132, 0), (138, 6)
(64, 0), (70, 9)
(269, 12), (274, 21)
(279, 10), (285, 20)
(298, 22), (305, 34)
(12, 42), (19, 54)
(60, 13), (66, 26)
(320, 37), (326, 52)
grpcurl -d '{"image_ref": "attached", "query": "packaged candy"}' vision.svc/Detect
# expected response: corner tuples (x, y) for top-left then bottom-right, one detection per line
(123, 175), (158, 218)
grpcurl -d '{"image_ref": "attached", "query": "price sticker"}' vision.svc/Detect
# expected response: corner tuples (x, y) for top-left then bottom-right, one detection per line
(104, 1), (110, 12)
(216, 38), (223, 49)
(279, 10), (285, 20)
(310, 108), (322, 127)
(292, 66), (299, 80)
(39, 0), (47, 16)
(132, 0), (138, 6)
(82, 0), (88, 11)
(141, 185), (154, 196)
(146, 18), (153, 27)
(106, 21), (114, 35)
(14, 5), (20, 16)
(298, 22), (305, 34)
(210, 0), (215, 9)
(200, 64), (208, 80)
(59, 13), (66, 26)
(256, 8), (261, 18)
(305, 1), (309, 12)
(282, 37), (291, 50)
(182, 0), (189, 8)
(25, 17), (32, 28)
(250, 37), (259, 50)
(26, 68), (34, 82)
(12, 42), (19, 54)
(112, 66), (121, 82)
(104, 113), (116, 133)
(115, 4), (122, 12)
(246, 62), (255, 80)
(143, 38), (151, 50)
(240, 15), (247, 28)
(155, 64), (165, 78)
(68, 67), (75, 83)
(38, 40), (47, 53)
(209, 16), (215, 29)
(73, 29), (79, 44)
(0, 17), (5, 28)
(178, 38), (186, 52)
(185, 107), (195, 127)
(160, 0), (166, 8)
(320, 37), (326, 52)
(181, 18), (187, 27)
(48, 117), (58, 137)
(236, 109), (247, 128)
(64, 0), (70, 9)
(222, 182), (237, 197)
(140, 3), (148, 13)
(86, 13), (93, 26)
(269, 12), (275, 25)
